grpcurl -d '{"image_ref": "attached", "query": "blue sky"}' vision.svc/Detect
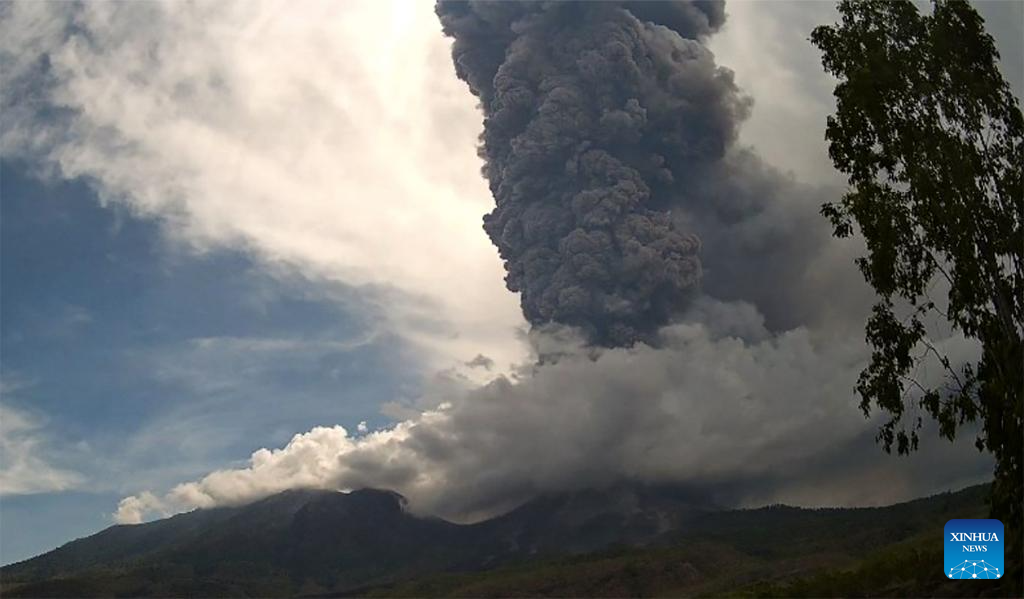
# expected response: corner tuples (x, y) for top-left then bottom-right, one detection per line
(1, 160), (416, 563)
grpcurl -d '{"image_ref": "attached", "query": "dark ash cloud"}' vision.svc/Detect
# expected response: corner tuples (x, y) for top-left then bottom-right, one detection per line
(437, 1), (750, 347)
(435, 0), (863, 345)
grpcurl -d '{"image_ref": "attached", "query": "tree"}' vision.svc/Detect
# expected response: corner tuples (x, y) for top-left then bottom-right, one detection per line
(811, 0), (1022, 582)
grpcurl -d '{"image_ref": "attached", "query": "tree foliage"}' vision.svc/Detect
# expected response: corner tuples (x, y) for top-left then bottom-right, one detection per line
(811, 0), (1022, 571)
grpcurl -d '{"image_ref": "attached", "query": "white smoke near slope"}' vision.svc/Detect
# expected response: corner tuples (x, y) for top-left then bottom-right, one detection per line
(114, 301), (989, 524)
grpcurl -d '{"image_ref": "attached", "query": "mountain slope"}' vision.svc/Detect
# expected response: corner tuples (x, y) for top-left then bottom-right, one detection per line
(0, 484), (994, 597)
(370, 485), (1001, 598)
(3, 488), (482, 596)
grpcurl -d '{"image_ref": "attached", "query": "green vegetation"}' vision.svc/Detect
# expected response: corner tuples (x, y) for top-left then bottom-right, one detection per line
(1, 485), (1001, 597)
(810, 2), (1023, 584)
(369, 485), (994, 598)
(740, 534), (999, 598)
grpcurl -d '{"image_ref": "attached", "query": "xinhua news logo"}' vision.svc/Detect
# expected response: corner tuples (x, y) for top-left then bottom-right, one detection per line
(944, 519), (1004, 580)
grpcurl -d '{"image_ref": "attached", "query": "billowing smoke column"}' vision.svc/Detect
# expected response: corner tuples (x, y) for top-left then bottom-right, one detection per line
(437, 1), (750, 346)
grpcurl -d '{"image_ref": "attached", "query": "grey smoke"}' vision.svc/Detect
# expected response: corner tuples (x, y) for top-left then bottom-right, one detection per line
(435, 1), (861, 346)
(437, 0), (753, 346)
(465, 353), (495, 370)
(117, 302), (989, 524)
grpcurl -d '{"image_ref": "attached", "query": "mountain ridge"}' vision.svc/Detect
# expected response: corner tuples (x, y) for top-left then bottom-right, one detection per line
(0, 483), (992, 597)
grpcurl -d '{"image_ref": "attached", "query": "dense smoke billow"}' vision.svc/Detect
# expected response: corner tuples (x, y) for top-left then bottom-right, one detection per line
(436, 0), (838, 345)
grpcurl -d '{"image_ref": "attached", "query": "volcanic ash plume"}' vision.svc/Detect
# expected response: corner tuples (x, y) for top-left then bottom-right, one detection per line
(436, 0), (750, 347)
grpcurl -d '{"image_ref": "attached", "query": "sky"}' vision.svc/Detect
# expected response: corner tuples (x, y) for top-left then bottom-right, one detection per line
(0, 0), (1020, 565)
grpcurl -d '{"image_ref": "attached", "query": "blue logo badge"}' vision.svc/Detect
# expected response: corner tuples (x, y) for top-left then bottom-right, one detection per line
(944, 519), (1003, 579)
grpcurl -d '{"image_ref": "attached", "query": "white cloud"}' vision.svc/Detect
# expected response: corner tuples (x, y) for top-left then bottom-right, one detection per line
(0, 403), (83, 496)
(1, 0), (527, 375)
